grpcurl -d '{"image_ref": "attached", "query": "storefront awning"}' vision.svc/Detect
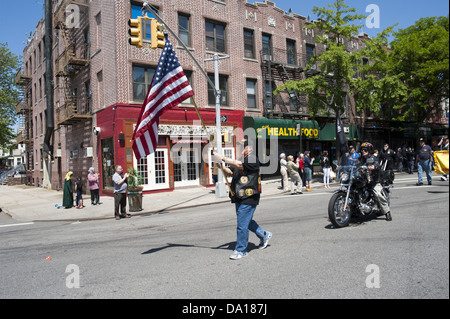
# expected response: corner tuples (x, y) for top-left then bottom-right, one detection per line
(243, 117), (360, 141)
(243, 117), (319, 140)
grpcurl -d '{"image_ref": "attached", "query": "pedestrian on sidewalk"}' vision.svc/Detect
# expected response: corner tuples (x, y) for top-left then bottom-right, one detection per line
(320, 150), (331, 188)
(416, 138), (433, 186)
(112, 165), (131, 220)
(279, 153), (289, 191)
(287, 155), (303, 194)
(88, 167), (100, 205)
(62, 171), (74, 209)
(75, 176), (84, 209)
(212, 139), (272, 260)
(297, 153), (306, 188)
(304, 151), (314, 191)
(406, 147), (415, 174)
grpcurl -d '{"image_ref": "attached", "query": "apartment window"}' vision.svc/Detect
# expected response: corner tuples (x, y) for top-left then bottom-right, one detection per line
(265, 81), (274, 110)
(39, 78), (42, 100)
(262, 33), (272, 57)
(205, 20), (226, 53)
(208, 74), (228, 106)
(133, 65), (156, 102)
(244, 29), (255, 59)
(181, 70), (193, 104)
(85, 81), (91, 113)
(306, 44), (315, 64)
(178, 13), (191, 47)
(246, 79), (257, 109)
(286, 39), (297, 65)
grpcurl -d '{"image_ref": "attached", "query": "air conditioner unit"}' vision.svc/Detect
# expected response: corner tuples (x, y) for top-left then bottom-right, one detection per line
(85, 147), (94, 158)
(262, 55), (273, 62)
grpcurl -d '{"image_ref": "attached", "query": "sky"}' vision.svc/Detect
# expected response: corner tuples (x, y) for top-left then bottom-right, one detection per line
(1, 0), (449, 58)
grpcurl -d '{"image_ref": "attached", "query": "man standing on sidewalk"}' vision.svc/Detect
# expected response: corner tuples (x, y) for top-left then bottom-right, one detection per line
(112, 165), (131, 220)
(416, 139), (433, 186)
(213, 139), (272, 260)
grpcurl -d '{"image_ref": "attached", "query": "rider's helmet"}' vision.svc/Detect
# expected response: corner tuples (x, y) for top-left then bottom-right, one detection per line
(360, 142), (374, 154)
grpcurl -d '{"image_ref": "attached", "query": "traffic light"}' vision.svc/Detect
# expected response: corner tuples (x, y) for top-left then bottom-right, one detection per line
(128, 17), (143, 48)
(151, 19), (166, 49)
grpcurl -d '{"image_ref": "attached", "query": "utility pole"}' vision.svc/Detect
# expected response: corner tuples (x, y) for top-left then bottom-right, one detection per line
(205, 54), (230, 198)
(43, 0), (54, 189)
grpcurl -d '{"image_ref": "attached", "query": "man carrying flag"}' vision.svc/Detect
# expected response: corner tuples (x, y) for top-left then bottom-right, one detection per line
(132, 33), (194, 160)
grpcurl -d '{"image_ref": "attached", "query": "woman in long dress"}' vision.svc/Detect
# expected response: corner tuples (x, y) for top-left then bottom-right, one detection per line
(62, 171), (74, 209)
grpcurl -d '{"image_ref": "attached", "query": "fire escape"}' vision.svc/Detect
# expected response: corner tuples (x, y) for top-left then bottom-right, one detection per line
(261, 47), (308, 119)
(54, 0), (91, 126)
(15, 69), (33, 173)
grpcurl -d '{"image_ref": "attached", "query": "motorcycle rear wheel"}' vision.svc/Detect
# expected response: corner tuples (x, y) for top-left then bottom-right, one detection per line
(328, 192), (352, 228)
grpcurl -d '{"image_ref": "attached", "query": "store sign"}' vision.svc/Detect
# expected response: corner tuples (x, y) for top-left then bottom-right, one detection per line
(256, 125), (319, 139)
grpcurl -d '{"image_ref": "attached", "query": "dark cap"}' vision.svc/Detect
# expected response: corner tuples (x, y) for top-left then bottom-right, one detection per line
(304, 150), (310, 155)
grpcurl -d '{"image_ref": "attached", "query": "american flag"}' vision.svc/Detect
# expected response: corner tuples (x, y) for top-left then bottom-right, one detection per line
(132, 34), (194, 160)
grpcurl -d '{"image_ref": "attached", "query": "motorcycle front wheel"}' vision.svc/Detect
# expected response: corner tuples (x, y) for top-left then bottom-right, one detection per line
(328, 192), (352, 228)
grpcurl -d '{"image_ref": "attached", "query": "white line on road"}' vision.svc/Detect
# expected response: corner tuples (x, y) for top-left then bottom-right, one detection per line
(0, 222), (35, 228)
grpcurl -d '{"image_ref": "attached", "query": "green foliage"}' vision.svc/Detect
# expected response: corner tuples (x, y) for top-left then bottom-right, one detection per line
(388, 16), (449, 122)
(0, 43), (21, 148)
(275, 0), (366, 117)
(127, 167), (143, 189)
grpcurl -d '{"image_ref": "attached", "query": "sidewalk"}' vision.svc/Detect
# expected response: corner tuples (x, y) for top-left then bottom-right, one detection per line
(0, 177), (327, 223)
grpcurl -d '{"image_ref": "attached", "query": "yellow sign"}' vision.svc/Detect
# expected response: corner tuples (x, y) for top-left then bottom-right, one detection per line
(434, 151), (449, 175)
(256, 126), (319, 138)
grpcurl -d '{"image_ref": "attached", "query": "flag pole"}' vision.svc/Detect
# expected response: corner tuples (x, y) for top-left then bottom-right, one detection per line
(142, 2), (234, 197)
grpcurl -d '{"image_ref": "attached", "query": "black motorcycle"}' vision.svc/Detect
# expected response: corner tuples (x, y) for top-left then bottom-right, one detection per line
(328, 159), (394, 228)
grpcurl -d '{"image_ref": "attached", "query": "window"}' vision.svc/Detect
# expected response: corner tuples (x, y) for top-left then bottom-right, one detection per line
(131, 3), (158, 40)
(181, 70), (193, 104)
(133, 65), (156, 102)
(286, 39), (297, 65)
(208, 74), (228, 106)
(262, 33), (272, 57)
(178, 13), (191, 47)
(306, 44), (315, 64)
(205, 20), (226, 53)
(101, 137), (115, 191)
(246, 79), (257, 109)
(244, 29), (255, 59)
(265, 81), (274, 110)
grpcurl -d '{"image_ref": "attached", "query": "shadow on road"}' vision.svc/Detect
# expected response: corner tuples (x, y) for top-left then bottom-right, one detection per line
(141, 241), (260, 255)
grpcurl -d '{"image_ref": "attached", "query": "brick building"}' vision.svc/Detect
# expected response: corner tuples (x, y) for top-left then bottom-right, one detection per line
(16, 0), (371, 194)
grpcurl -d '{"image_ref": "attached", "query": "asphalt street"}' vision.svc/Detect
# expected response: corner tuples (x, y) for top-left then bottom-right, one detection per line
(0, 176), (448, 300)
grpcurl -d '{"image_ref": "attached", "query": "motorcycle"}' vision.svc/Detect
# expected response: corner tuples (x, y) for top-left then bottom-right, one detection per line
(328, 159), (394, 228)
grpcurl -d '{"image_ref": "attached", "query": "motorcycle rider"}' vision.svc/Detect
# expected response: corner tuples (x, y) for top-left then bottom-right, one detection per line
(360, 142), (393, 221)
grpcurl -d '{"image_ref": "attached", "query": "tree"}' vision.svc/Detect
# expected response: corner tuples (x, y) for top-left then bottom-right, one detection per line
(0, 43), (20, 148)
(275, 0), (366, 117)
(388, 17), (449, 126)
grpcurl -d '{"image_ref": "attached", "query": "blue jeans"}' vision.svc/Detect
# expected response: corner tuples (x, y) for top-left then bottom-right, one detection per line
(418, 160), (432, 184)
(235, 203), (265, 252)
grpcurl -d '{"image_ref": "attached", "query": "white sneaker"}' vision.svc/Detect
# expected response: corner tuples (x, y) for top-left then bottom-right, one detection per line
(259, 232), (272, 249)
(229, 250), (248, 260)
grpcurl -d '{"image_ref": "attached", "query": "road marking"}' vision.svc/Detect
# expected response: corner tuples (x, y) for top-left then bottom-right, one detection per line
(0, 222), (35, 228)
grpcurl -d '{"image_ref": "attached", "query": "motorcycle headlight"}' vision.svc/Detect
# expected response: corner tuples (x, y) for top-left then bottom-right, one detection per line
(340, 173), (349, 182)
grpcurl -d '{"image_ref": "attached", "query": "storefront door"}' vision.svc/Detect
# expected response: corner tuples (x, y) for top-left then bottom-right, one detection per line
(173, 148), (200, 187)
(134, 149), (170, 191)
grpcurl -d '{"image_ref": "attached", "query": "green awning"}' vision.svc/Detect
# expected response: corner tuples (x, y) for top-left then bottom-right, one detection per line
(318, 123), (360, 141)
(242, 117), (360, 141)
(243, 117), (319, 140)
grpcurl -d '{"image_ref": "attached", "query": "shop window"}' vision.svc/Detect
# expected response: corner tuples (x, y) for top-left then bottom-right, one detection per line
(101, 137), (115, 190)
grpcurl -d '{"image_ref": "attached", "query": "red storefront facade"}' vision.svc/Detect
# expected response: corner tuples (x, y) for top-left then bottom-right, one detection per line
(96, 104), (244, 195)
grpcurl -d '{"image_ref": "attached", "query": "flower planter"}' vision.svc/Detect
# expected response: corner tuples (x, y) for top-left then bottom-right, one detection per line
(128, 186), (143, 212)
